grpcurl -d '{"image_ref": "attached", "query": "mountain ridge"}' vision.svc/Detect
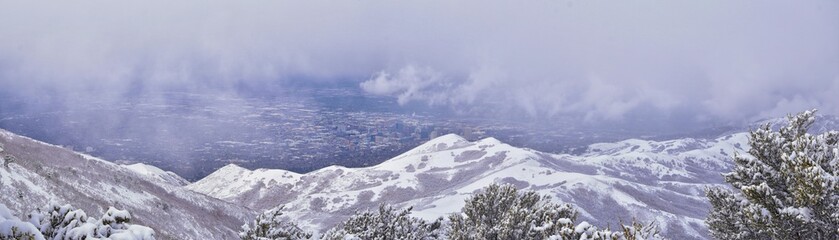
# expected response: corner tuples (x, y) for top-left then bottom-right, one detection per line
(0, 128), (253, 240)
(189, 132), (750, 239)
(124, 162), (190, 187)
(8, 113), (834, 239)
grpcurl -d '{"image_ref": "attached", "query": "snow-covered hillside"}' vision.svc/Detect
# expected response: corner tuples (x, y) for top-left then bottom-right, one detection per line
(9, 116), (817, 239)
(124, 163), (190, 187)
(0, 129), (253, 240)
(189, 133), (750, 239)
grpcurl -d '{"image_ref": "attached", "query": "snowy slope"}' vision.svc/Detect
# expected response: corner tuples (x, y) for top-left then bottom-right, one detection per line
(187, 164), (302, 200)
(0, 129), (253, 240)
(189, 133), (750, 239)
(124, 163), (190, 186)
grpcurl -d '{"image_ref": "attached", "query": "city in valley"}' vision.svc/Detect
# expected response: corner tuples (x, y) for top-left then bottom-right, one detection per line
(1, 86), (720, 180)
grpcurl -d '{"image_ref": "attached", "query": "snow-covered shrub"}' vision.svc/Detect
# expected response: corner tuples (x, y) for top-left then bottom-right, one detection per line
(23, 203), (154, 240)
(449, 183), (660, 240)
(0, 203), (44, 240)
(26, 204), (88, 239)
(448, 183), (577, 239)
(322, 204), (443, 240)
(706, 110), (839, 239)
(239, 205), (311, 240)
(556, 220), (660, 240)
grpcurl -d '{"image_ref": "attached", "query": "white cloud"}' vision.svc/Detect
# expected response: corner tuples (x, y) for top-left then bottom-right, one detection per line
(1, 0), (837, 122)
(360, 66), (452, 105)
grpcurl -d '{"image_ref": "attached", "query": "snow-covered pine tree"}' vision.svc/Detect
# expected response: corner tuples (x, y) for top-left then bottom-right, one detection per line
(321, 204), (443, 240)
(92, 207), (152, 238)
(2, 202), (154, 240)
(706, 109), (839, 239)
(26, 204), (89, 239)
(449, 183), (660, 240)
(239, 205), (312, 240)
(448, 183), (577, 239)
(0, 228), (40, 240)
(555, 220), (661, 240)
(0, 203), (43, 240)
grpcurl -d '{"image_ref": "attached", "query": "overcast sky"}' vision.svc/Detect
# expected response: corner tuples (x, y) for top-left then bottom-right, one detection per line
(1, 0), (837, 124)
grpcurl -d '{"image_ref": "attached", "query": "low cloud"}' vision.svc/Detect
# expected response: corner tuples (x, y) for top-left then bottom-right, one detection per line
(360, 66), (453, 106)
(356, 0), (839, 122)
(0, 0), (837, 124)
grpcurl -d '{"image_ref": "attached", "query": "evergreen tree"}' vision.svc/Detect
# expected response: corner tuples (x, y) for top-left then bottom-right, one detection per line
(0, 203), (43, 240)
(556, 220), (660, 240)
(26, 204), (89, 239)
(448, 183), (576, 239)
(1, 202), (153, 240)
(93, 207), (142, 238)
(449, 183), (660, 240)
(239, 205), (312, 240)
(0, 227), (40, 240)
(322, 204), (443, 240)
(706, 110), (839, 239)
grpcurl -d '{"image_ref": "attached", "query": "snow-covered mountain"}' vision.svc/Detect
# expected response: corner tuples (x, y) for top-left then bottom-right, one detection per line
(3, 111), (835, 239)
(0, 129), (253, 239)
(124, 163), (190, 187)
(189, 133), (750, 239)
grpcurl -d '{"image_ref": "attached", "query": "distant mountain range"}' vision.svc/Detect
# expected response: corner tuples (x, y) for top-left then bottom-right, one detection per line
(188, 133), (746, 239)
(2, 114), (837, 239)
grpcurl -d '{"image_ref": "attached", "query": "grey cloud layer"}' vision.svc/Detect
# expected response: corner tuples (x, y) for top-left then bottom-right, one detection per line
(1, 0), (837, 121)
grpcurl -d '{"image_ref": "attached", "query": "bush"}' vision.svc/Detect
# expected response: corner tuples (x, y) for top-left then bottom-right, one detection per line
(0, 202), (154, 240)
(322, 204), (442, 240)
(449, 183), (659, 240)
(240, 205), (312, 240)
(706, 110), (839, 239)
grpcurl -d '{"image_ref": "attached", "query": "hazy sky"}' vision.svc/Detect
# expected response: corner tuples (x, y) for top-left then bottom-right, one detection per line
(1, 0), (837, 123)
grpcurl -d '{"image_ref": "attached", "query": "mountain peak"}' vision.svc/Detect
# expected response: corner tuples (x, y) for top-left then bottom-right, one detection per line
(219, 163), (247, 172)
(187, 163), (302, 200)
(476, 136), (502, 145)
(123, 163), (190, 186)
(433, 133), (467, 142)
(393, 133), (471, 159)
